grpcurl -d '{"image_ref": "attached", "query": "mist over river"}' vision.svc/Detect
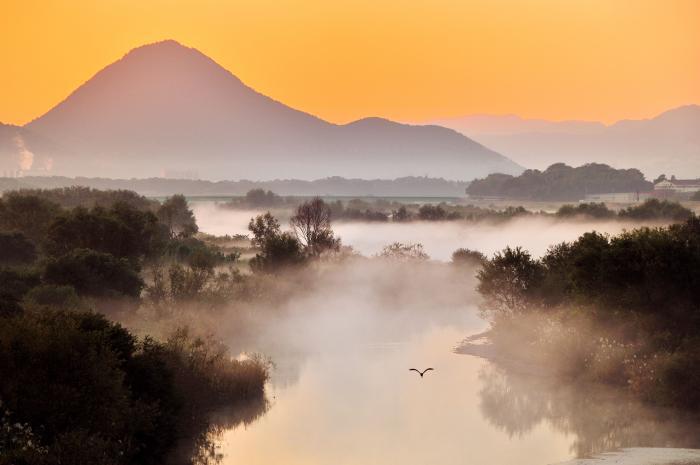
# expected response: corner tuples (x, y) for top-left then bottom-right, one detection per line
(188, 202), (700, 464)
(191, 201), (640, 260)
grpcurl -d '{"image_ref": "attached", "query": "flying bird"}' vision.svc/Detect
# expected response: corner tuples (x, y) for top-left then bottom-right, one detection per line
(409, 368), (434, 377)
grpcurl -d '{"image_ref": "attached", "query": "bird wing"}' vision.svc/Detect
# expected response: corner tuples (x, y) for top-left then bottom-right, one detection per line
(409, 368), (421, 374)
(421, 368), (434, 375)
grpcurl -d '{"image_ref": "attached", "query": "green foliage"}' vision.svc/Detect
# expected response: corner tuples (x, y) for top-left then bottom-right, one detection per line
(249, 232), (305, 273)
(4, 186), (156, 210)
(22, 284), (82, 311)
(0, 193), (61, 243)
(0, 310), (268, 464)
(44, 249), (144, 298)
(45, 203), (167, 260)
(477, 247), (545, 318)
(418, 204), (447, 221)
(248, 212), (281, 248)
(378, 242), (429, 261)
(157, 195), (198, 239)
(163, 237), (239, 270)
(618, 198), (694, 221)
(0, 231), (37, 265)
(392, 205), (412, 222)
(477, 219), (700, 410)
(467, 163), (652, 201)
(451, 248), (486, 267)
(0, 267), (41, 316)
(691, 190), (700, 201)
(244, 188), (283, 207)
(556, 202), (615, 219)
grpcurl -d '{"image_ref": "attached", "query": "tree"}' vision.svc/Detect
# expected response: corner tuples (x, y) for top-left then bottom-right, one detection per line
(0, 232), (37, 265)
(0, 193), (60, 243)
(392, 205), (412, 222)
(477, 247), (545, 319)
(249, 232), (305, 273)
(44, 249), (144, 298)
(618, 199), (693, 221)
(653, 174), (667, 184)
(451, 248), (486, 267)
(45, 203), (167, 260)
(245, 189), (281, 207)
(157, 195), (198, 238)
(417, 204), (448, 221)
(248, 212), (281, 248)
(556, 203), (615, 219)
(290, 198), (340, 256)
(378, 242), (429, 261)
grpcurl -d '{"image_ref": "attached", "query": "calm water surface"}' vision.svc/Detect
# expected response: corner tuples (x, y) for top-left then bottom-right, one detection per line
(190, 202), (698, 464)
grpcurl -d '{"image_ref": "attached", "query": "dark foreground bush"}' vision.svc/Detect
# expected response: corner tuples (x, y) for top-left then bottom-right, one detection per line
(44, 249), (144, 298)
(0, 310), (268, 465)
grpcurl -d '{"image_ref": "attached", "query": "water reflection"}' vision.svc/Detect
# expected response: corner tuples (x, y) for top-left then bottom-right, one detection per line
(169, 396), (270, 465)
(478, 365), (700, 459)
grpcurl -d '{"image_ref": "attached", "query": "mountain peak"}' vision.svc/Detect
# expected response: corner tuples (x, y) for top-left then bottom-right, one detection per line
(18, 41), (521, 180)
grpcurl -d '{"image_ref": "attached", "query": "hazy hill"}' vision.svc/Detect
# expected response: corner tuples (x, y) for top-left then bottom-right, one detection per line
(466, 163), (653, 201)
(9, 40), (520, 181)
(429, 105), (700, 178)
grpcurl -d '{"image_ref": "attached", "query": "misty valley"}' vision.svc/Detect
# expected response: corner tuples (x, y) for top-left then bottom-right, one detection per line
(1, 187), (699, 465)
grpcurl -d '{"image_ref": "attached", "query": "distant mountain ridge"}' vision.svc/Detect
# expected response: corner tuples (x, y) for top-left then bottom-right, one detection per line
(427, 105), (700, 178)
(1, 40), (521, 181)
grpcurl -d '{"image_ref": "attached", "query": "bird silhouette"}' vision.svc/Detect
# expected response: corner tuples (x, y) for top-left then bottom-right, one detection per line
(409, 368), (434, 377)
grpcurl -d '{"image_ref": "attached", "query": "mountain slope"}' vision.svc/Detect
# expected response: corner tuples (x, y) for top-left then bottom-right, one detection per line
(429, 106), (700, 178)
(18, 40), (520, 180)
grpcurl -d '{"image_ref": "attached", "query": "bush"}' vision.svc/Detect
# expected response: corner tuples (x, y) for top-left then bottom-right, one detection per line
(45, 203), (167, 261)
(0, 193), (61, 243)
(44, 249), (144, 298)
(157, 195), (198, 239)
(451, 248), (486, 267)
(378, 242), (429, 261)
(0, 311), (269, 464)
(477, 247), (544, 319)
(556, 203), (615, 219)
(0, 232), (37, 265)
(249, 232), (305, 273)
(618, 198), (693, 221)
(22, 284), (82, 311)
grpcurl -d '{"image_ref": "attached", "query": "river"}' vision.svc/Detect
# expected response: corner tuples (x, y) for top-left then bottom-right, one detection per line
(190, 203), (700, 465)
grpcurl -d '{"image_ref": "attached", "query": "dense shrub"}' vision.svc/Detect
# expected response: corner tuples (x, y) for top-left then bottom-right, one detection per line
(5, 186), (156, 210)
(0, 310), (268, 465)
(157, 195), (198, 239)
(0, 232), (37, 265)
(44, 249), (144, 298)
(618, 198), (693, 221)
(378, 242), (429, 261)
(45, 203), (167, 260)
(0, 193), (60, 243)
(451, 248), (486, 267)
(476, 218), (700, 410)
(556, 202), (615, 219)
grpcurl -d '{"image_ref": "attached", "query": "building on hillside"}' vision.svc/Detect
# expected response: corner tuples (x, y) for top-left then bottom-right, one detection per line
(654, 178), (700, 193)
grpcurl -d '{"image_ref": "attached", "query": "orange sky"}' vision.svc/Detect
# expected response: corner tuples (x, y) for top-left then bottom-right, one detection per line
(1, 0), (699, 126)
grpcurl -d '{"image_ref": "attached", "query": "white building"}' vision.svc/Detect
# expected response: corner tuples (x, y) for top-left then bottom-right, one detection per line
(654, 178), (700, 193)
